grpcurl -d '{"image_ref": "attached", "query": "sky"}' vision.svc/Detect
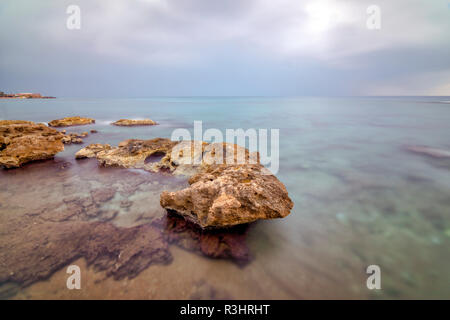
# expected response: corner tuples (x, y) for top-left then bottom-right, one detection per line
(0, 0), (449, 97)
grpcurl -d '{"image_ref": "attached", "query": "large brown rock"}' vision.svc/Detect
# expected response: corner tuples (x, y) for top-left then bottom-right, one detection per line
(112, 119), (158, 126)
(160, 164), (293, 228)
(0, 120), (64, 168)
(48, 116), (95, 127)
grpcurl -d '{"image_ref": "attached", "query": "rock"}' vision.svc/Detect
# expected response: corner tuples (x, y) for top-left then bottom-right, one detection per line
(162, 212), (250, 265)
(77, 137), (292, 228)
(0, 120), (64, 169)
(91, 187), (117, 203)
(160, 164), (293, 228)
(406, 145), (450, 159)
(112, 119), (158, 126)
(96, 138), (178, 169)
(75, 143), (112, 159)
(147, 141), (259, 175)
(90, 130), (98, 134)
(62, 132), (86, 144)
(120, 199), (133, 208)
(48, 116), (95, 127)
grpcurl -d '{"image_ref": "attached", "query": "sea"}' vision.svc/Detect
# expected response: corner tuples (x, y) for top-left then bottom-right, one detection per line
(0, 96), (449, 299)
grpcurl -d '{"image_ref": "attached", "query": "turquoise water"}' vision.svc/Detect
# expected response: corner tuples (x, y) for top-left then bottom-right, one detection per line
(1, 97), (449, 299)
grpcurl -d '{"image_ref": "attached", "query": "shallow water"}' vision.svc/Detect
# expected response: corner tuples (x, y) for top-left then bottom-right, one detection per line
(1, 97), (449, 299)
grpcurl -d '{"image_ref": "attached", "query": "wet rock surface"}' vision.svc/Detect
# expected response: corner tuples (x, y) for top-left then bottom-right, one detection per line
(112, 119), (158, 126)
(0, 120), (64, 168)
(161, 164), (293, 228)
(0, 213), (171, 287)
(48, 116), (95, 127)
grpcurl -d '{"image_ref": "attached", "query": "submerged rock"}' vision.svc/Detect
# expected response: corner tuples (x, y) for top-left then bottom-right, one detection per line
(161, 212), (251, 265)
(406, 145), (450, 159)
(0, 120), (64, 168)
(48, 116), (95, 127)
(0, 215), (171, 287)
(75, 143), (112, 159)
(160, 164), (293, 228)
(112, 119), (158, 126)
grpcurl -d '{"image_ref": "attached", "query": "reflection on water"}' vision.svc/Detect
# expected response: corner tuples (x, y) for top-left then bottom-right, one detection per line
(0, 97), (449, 299)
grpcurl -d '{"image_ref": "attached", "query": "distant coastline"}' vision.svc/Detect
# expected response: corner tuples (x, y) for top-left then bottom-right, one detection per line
(0, 91), (55, 99)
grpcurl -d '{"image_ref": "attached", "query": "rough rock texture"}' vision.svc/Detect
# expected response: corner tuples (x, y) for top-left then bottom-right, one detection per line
(96, 138), (178, 169)
(406, 145), (450, 159)
(0, 120), (64, 168)
(160, 164), (293, 228)
(48, 116), (95, 127)
(75, 143), (112, 159)
(112, 119), (158, 126)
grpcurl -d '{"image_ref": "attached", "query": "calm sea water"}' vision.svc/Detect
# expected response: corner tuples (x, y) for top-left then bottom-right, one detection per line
(1, 97), (449, 299)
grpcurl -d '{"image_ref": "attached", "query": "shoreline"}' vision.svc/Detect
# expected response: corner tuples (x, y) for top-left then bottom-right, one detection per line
(0, 97), (56, 99)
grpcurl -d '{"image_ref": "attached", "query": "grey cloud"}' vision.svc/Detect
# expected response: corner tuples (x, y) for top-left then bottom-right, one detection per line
(0, 0), (449, 96)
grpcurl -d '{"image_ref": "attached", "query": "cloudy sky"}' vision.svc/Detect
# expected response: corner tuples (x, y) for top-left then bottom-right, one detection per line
(0, 0), (449, 97)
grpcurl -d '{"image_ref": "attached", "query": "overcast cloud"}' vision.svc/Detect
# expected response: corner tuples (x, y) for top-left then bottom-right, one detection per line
(0, 0), (449, 97)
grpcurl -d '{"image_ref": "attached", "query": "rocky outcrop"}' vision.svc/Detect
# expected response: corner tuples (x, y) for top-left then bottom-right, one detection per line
(112, 119), (158, 126)
(74, 138), (292, 228)
(0, 120), (64, 168)
(160, 164), (293, 228)
(75, 143), (112, 159)
(48, 116), (95, 127)
(151, 141), (259, 176)
(95, 138), (178, 169)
